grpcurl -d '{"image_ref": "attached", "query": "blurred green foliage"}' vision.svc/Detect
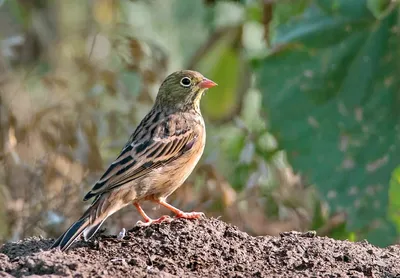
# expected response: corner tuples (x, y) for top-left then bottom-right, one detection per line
(0, 0), (399, 247)
(389, 166), (400, 234)
(257, 0), (400, 246)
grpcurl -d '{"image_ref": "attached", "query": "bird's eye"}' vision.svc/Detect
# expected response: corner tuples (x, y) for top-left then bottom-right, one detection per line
(180, 77), (192, 87)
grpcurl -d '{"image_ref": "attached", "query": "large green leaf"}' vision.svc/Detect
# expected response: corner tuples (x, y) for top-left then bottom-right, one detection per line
(389, 166), (400, 233)
(197, 30), (242, 121)
(257, 0), (400, 246)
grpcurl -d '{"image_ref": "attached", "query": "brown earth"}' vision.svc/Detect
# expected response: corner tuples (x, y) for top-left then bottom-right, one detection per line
(0, 218), (399, 277)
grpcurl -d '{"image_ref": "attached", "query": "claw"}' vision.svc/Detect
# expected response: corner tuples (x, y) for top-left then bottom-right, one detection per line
(136, 215), (173, 226)
(175, 211), (205, 219)
(150, 199), (206, 221)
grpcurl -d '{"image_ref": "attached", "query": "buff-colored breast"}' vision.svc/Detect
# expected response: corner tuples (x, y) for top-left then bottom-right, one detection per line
(111, 114), (206, 205)
(146, 117), (206, 199)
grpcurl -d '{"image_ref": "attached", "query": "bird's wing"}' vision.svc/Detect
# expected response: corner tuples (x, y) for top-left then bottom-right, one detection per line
(83, 115), (197, 200)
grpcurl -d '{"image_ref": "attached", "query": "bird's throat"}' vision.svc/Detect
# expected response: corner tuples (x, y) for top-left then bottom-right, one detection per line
(190, 92), (203, 114)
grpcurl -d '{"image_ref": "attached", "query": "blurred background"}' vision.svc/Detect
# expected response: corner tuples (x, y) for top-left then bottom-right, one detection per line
(0, 0), (399, 247)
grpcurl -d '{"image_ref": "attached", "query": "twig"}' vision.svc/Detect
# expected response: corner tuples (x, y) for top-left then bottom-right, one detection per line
(88, 33), (98, 61)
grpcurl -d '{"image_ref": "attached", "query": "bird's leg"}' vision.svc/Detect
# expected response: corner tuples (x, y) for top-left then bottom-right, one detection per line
(133, 202), (172, 226)
(133, 202), (153, 223)
(154, 199), (205, 219)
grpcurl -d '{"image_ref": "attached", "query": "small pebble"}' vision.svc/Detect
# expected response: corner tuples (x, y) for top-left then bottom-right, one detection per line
(117, 228), (126, 240)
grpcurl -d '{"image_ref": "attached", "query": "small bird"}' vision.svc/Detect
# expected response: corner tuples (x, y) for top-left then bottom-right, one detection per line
(51, 70), (217, 251)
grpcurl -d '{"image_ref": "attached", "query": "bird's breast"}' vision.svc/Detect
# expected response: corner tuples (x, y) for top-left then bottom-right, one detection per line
(147, 117), (205, 199)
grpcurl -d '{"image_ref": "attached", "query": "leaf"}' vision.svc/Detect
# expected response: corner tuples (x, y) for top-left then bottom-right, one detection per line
(257, 0), (400, 246)
(367, 0), (392, 19)
(271, 0), (312, 26)
(197, 29), (242, 121)
(269, 0), (312, 44)
(389, 166), (400, 233)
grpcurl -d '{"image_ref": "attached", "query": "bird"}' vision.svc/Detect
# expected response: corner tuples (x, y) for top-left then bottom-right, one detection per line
(51, 70), (217, 252)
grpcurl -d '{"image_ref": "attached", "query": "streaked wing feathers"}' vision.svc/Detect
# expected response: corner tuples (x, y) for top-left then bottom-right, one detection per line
(83, 116), (196, 200)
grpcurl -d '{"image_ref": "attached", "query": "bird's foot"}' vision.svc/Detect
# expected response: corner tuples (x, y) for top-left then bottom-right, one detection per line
(175, 211), (205, 219)
(136, 215), (173, 226)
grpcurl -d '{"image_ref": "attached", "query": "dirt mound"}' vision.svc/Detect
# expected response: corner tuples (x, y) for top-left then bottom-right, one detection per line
(0, 218), (399, 277)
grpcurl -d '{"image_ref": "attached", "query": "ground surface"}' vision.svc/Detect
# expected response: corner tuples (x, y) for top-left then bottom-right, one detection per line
(0, 218), (399, 278)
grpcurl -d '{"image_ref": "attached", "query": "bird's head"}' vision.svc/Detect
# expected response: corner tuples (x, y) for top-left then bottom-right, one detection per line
(155, 70), (217, 112)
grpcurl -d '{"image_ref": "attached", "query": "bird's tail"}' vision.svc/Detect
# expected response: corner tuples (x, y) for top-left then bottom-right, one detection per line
(51, 196), (109, 252)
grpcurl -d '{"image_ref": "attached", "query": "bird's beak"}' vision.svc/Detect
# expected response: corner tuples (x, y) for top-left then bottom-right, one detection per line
(199, 78), (217, 89)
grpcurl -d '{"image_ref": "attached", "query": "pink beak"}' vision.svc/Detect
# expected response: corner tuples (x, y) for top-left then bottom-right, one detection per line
(199, 78), (217, 89)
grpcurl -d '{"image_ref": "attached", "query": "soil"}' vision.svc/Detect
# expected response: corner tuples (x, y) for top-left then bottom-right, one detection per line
(0, 218), (399, 278)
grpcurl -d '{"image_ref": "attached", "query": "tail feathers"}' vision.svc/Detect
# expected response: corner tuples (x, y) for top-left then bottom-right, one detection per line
(51, 217), (90, 252)
(83, 218), (106, 241)
(83, 191), (96, 201)
(51, 196), (118, 252)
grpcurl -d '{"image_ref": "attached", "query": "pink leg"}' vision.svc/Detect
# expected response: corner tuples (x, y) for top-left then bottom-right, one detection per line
(154, 199), (205, 219)
(133, 202), (172, 226)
